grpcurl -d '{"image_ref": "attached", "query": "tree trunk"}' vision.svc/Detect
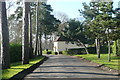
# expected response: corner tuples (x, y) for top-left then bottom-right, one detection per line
(37, 36), (40, 56)
(77, 40), (89, 54)
(34, 1), (39, 56)
(108, 40), (111, 62)
(39, 35), (42, 56)
(116, 40), (119, 56)
(95, 38), (100, 58)
(0, 2), (10, 69)
(107, 28), (111, 62)
(81, 43), (89, 54)
(28, 2), (33, 59)
(22, 1), (30, 64)
(44, 35), (48, 50)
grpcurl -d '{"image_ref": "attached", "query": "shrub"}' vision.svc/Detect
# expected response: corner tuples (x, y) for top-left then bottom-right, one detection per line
(59, 51), (63, 54)
(67, 46), (108, 55)
(10, 43), (22, 63)
(55, 52), (58, 55)
(68, 48), (85, 55)
(47, 51), (52, 55)
(112, 41), (117, 55)
(111, 40), (120, 56)
(117, 40), (120, 56)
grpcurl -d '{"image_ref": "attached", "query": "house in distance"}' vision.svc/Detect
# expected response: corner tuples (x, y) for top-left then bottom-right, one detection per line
(53, 36), (88, 53)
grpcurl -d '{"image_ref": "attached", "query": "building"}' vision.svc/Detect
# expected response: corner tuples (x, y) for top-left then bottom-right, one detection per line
(53, 37), (88, 52)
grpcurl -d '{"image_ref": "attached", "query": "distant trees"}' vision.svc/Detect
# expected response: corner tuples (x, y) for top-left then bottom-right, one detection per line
(0, 2), (10, 69)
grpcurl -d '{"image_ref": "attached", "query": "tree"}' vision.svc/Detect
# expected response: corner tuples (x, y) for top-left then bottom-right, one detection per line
(53, 11), (69, 23)
(8, 2), (23, 43)
(79, 1), (116, 60)
(35, 2), (60, 52)
(28, 2), (33, 58)
(94, 2), (115, 61)
(61, 19), (91, 54)
(22, 1), (30, 64)
(79, 2), (101, 58)
(0, 2), (10, 69)
(34, 1), (39, 56)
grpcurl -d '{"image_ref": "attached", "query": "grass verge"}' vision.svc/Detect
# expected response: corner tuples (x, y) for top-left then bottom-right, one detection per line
(75, 54), (119, 70)
(2, 56), (45, 80)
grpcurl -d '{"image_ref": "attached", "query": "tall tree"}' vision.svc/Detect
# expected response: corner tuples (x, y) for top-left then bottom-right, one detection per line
(36, 2), (60, 52)
(61, 19), (91, 54)
(22, 1), (30, 64)
(0, 2), (10, 69)
(34, 1), (39, 56)
(94, 1), (115, 61)
(28, 2), (33, 58)
(79, 2), (102, 58)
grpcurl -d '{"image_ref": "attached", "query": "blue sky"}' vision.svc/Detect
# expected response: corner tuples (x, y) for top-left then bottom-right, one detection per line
(47, 0), (120, 19)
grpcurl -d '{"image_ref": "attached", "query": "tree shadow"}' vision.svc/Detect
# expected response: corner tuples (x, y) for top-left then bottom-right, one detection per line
(40, 65), (95, 68)
(32, 71), (118, 76)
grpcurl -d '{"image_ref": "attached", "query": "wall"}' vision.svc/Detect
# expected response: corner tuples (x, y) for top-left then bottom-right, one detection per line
(53, 41), (87, 52)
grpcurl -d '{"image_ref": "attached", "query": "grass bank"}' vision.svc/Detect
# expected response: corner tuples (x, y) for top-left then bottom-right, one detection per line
(75, 54), (119, 70)
(2, 56), (45, 80)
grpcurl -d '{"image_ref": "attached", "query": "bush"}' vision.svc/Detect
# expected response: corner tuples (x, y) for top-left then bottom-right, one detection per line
(10, 43), (22, 63)
(55, 52), (58, 55)
(111, 40), (120, 56)
(117, 40), (120, 56)
(47, 51), (52, 55)
(112, 41), (117, 55)
(100, 45), (108, 54)
(59, 51), (63, 54)
(67, 46), (108, 55)
(68, 48), (86, 55)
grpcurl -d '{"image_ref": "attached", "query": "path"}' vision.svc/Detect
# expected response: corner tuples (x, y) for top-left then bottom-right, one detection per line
(24, 55), (119, 79)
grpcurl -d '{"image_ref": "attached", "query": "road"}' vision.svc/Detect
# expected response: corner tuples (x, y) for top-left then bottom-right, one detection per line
(24, 55), (119, 80)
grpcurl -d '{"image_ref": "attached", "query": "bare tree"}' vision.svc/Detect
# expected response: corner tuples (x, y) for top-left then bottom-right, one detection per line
(53, 11), (69, 23)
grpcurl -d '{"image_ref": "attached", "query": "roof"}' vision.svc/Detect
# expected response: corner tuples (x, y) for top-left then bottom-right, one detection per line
(54, 36), (68, 42)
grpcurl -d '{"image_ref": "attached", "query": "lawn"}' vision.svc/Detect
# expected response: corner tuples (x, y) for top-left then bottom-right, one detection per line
(2, 56), (45, 80)
(75, 54), (119, 70)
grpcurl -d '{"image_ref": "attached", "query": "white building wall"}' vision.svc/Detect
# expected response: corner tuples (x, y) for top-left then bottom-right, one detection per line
(53, 41), (87, 52)
(58, 42), (67, 52)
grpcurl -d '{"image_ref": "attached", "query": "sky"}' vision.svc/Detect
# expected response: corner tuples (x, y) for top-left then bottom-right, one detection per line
(47, 0), (87, 19)
(47, 0), (120, 19)
(7, 0), (120, 20)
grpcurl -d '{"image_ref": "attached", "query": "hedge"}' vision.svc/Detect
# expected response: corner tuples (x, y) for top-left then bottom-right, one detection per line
(112, 40), (120, 56)
(67, 46), (108, 55)
(10, 43), (22, 63)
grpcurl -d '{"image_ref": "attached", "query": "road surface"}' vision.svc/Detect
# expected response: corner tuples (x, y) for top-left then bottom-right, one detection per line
(24, 55), (119, 80)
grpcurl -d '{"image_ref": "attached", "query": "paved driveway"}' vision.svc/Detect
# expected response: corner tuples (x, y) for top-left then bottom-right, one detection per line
(24, 55), (119, 79)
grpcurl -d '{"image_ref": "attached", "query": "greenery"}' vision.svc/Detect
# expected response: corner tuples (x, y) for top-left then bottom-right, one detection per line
(10, 43), (22, 63)
(112, 40), (120, 56)
(2, 56), (45, 80)
(67, 46), (108, 55)
(75, 54), (119, 70)
(79, 1), (119, 60)
(117, 39), (120, 56)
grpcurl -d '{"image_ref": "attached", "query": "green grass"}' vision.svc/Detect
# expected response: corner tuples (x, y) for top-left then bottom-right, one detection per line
(2, 56), (45, 80)
(75, 54), (119, 70)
